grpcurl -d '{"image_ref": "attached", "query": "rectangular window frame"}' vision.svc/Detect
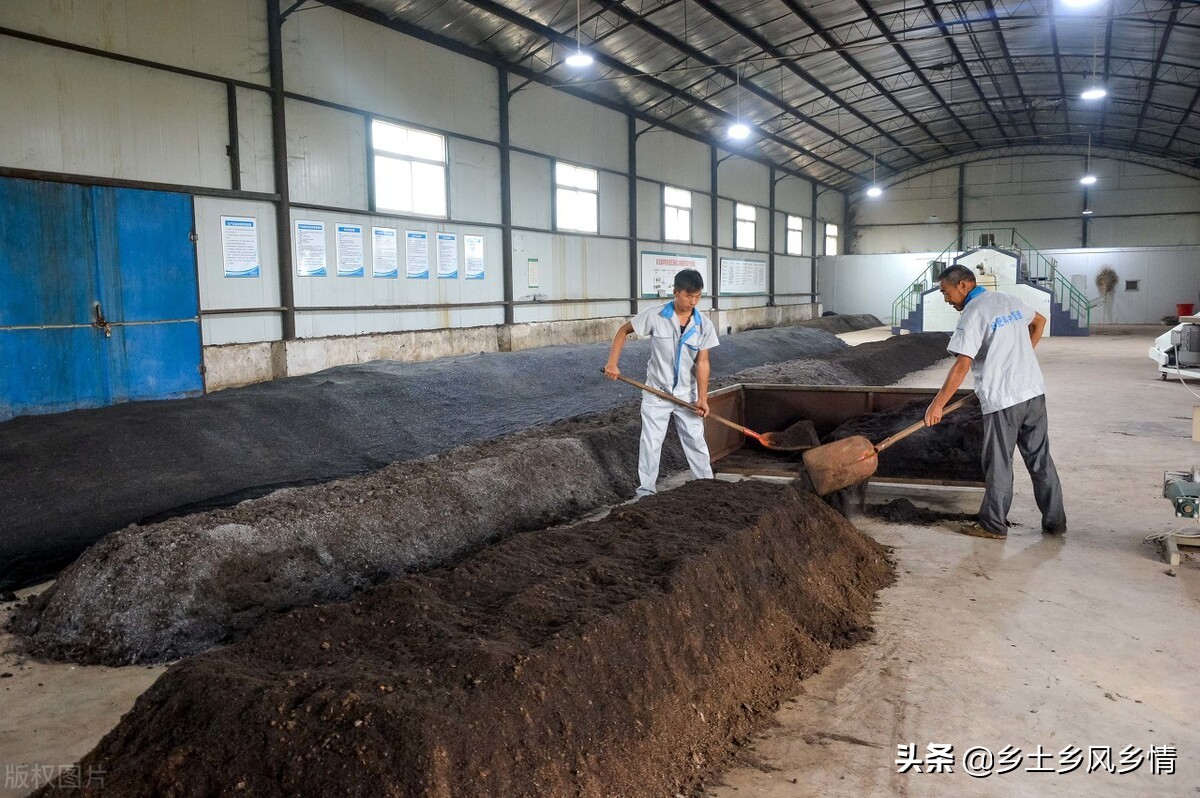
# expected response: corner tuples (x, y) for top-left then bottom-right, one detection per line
(786, 214), (804, 256)
(735, 202), (757, 251)
(554, 160), (599, 234)
(370, 118), (449, 219)
(824, 222), (839, 256)
(663, 185), (692, 243)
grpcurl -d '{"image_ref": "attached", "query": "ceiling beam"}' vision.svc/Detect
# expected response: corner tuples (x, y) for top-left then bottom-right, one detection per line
(1131, 0), (1181, 148)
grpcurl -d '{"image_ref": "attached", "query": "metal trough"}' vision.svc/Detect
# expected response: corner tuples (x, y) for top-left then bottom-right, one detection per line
(704, 384), (984, 488)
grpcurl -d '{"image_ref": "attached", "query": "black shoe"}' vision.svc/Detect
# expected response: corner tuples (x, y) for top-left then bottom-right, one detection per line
(1042, 525), (1067, 535)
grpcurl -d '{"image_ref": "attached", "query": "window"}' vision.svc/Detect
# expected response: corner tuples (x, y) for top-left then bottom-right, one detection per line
(735, 203), (756, 250)
(663, 186), (692, 243)
(372, 119), (447, 217)
(555, 162), (598, 233)
(1125, 280), (1140, 292)
(786, 215), (804, 255)
(824, 222), (839, 256)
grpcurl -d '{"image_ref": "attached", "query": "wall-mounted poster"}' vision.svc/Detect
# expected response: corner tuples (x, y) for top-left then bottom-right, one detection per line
(336, 224), (364, 277)
(221, 216), (260, 278)
(639, 251), (709, 297)
(372, 227), (398, 278)
(719, 257), (767, 295)
(437, 233), (458, 279)
(405, 230), (429, 279)
(464, 234), (485, 280)
(527, 258), (539, 289)
(295, 220), (326, 277)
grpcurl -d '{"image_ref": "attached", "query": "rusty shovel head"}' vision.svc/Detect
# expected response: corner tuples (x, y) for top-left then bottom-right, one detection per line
(801, 435), (879, 495)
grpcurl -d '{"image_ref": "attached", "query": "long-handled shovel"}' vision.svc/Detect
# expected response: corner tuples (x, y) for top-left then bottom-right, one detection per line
(608, 373), (817, 451)
(801, 395), (975, 495)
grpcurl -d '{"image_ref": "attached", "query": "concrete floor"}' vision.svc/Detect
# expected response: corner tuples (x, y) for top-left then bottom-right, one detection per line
(709, 327), (1200, 797)
(1, 326), (1197, 797)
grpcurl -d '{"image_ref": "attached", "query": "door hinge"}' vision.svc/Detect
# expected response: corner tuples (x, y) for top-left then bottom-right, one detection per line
(189, 230), (199, 243)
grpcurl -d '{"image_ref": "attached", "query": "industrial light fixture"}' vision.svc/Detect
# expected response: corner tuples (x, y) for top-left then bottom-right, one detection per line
(1082, 208), (1094, 215)
(1080, 133), (1097, 185)
(727, 67), (751, 140)
(565, 0), (593, 67)
(1062, 0), (1104, 7)
(1080, 19), (1105, 99)
(866, 150), (883, 197)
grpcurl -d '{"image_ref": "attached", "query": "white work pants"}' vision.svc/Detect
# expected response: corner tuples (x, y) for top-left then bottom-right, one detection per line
(636, 390), (713, 497)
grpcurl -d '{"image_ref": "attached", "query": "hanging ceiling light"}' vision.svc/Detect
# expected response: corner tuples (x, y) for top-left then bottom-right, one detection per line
(565, 0), (593, 67)
(727, 67), (751, 140)
(1080, 19), (1105, 99)
(866, 150), (883, 197)
(1080, 133), (1097, 185)
(1082, 208), (1094, 215)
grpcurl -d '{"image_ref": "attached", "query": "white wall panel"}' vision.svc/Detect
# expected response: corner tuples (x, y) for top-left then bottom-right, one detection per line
(284, 6), (498, 141)
(856, 223), (961, 254)
(716, 156), (770, 205)
(510, 232), (628, 302)
(692, 193), (713, 246)
(636, 180), (662, 240)
(775, 176), (813, 216)
(449, 140), (502, 225)
(1088, 215), (1200, 248)
(285, 99), (367, 209)
(0, 0), (268, 84)
(195, 198), (282, 345)
(636, 129), (709, 191)
(775, 255), (814, 298)
(511, 152), (551, 230)
(288, 208), (504, 337)
(235, 87), (275, 194)
(599, 171), (629, 238)
(0, 38), (231, 187)
(509, 81), (628, 172)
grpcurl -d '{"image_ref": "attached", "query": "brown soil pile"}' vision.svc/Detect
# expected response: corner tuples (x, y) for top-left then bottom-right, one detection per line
(825, 397), (984, 482)
(865, 498), (977, 525)
(37, 480), (893, 798)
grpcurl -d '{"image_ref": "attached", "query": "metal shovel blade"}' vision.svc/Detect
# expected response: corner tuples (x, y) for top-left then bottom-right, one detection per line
(802, 435), (879, 495)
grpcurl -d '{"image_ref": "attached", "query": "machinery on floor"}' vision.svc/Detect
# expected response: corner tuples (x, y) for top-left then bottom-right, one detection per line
(1152, 468), (1200, 565)
(1150, 316), (1200, 381)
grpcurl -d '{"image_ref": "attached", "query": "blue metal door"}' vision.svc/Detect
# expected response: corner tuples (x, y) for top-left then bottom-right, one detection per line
(0, 177), (203, 419)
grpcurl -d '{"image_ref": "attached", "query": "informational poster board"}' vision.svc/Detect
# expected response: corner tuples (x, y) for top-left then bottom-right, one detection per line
(220, 216), (260, 278)
(436, 233), (458, 279)
(405, 230), (429, 279)
(335, 224), (364, 277)
(464, 234), (485, 280)
(527, 258), (539, 289)
(372, 227), (398, 278)
(719, 257), (767, 295)
(295, 220), (326, 277)
(640, 251), (710, 297)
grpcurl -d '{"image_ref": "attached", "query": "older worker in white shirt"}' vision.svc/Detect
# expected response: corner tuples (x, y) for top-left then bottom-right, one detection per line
(925, 264), (1067, 540)
(604, 268), (720, 497)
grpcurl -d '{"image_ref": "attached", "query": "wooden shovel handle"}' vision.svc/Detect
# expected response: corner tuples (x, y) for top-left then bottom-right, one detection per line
(608, 372), (765, 442)
(875, 394), (975, 453)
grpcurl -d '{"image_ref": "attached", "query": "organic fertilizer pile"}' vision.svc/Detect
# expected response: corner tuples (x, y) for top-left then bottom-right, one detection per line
(0, 316), (882, 591)
(765, 419), (820, 449)
(33, 480), (893, 798)
(824, 396), (984, 482)
(11, 331), (952, 666)
(865, 498), (977, 525)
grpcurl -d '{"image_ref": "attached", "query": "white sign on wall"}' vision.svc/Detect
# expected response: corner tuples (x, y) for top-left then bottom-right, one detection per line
(719, 257), (767, 295)
(464, 234), (485, 280)
(640, 251), (710, 297)
(295, 220), (326, 277)
(437, 232), (458, 279)
(372, 227), (398, 278)
(405, 230), (429, 279)
(335, 224), (364, 277)
(220, 216), (260, 278)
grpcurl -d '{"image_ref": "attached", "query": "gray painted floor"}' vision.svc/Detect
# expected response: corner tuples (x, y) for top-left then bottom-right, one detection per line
(708, 327), (1200, 797)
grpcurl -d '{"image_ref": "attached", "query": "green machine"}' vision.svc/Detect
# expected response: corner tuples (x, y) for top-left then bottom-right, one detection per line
(1164, 468), (1200, 519)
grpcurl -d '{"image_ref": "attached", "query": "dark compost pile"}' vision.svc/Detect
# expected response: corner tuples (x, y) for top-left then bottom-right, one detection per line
(34, 480), (894, 798)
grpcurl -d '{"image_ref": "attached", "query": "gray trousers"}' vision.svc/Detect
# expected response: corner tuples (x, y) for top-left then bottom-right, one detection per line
(979, 394), (1067, 535)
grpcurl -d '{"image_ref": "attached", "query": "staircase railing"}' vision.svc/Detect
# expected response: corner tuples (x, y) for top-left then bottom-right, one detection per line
(889, 227), (1091, 330)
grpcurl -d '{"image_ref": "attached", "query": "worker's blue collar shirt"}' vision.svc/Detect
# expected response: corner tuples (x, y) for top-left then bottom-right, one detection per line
(629, 302), (720, 397)
(659, 301), (704, 330)
(962, 285), (987, 307)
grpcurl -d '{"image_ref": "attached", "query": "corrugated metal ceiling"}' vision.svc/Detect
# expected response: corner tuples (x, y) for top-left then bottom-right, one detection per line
(320, 0), (1200, 190)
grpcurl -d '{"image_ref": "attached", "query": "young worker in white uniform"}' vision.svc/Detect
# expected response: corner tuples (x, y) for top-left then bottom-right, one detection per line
(604, 268), (719, 497)
(924, 264), (1067, 540)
